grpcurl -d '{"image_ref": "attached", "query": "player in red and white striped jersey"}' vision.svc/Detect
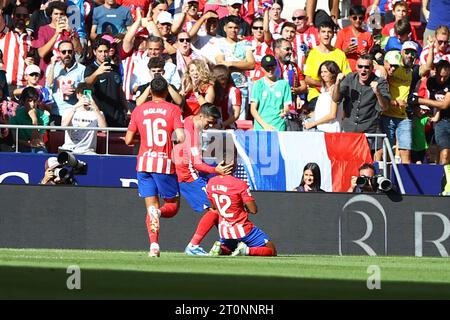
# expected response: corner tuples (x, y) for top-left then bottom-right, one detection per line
(176, 103), (234, 256)
(125, 76), (185, 257)
(206, 154), (276, 256)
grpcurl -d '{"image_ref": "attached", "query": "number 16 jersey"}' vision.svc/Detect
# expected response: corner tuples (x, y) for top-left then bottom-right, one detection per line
(128, 100), (183, 174)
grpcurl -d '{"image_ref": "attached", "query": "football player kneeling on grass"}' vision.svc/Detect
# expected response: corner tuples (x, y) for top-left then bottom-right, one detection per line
(206, 152), (277, 257)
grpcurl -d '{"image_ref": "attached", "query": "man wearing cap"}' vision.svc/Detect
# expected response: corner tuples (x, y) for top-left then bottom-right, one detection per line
(250, 54), (292, 131)
(91, 0), (133, 40)
(379, 41), (419, 164)
(217, 0), (251, 38)
(13, 65), (54, 113)
(172, 0), (201, 35)
(46, 40), (86, 125)
(332, 54), (390, 139)
(156, 10), (177, 49)
(40, 156), (65, 184)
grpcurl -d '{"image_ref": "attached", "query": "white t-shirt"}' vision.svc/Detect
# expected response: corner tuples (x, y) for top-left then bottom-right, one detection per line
(61, 108), (102, 153)
(193, 34), (222, 65)
(314, 88), (342, 133)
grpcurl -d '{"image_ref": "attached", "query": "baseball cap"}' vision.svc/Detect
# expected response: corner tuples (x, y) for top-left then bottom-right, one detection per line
(401, 41), (419, 52)
(45, 157), (62, 170)
(227, 0), (243, 6)
(25, 64), (41, 75)
(261, 54), (277, 70)
(384, 50), (402, 65)
(157, 11), (173, 25)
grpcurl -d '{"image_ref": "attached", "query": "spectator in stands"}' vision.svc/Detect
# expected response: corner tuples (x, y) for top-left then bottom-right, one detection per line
(332, 54), (390, 137)
(14, 64), (54, 114)
(335, 5), (374, 72)
(60, 83), (107, 154)
(245, 13), (272, 83)
(155, 10), (177, 52)
(304, 21), (352, 110)
(347, 163), (377, 193)
(304, 61), (342, 133)
(217, 0), (251, 38)
(380, 41), (418, 164)
(381, 1), (418, 41)
(268, 0), (286, 38)
(8, 87), (49, 153)
(250, 54), (291, 131)
(419, 26), (450, 77)
(90, 0), (133, 40)
(306, 0), (339, 27)
(189, 11), (221, 65)
(384, 18), (420, 53)
(215, 15), (255, 120)
(172, 0), (201, 35)
(273, 38), (307, 109)
(33, 1), (82, 83)
(374, 50), (402, 79)
(150, 0), (169, 21)
(46, 40), (86, 125)
(422, 0), (450, 41)
(293, 162), (324, 192)
(291, 8), (319, 71)
(0, 3), (33, 90)
(212, 64), (241, 129)
(180, 59), (215, 118)
(416, 59), (450, 165)
(27, 0), (63, 38)
(411, 104), (435, 164)
(174, 32), (205, 77)
(134, 56), (184, 107)
(134, 35), (181, 90)
(84, 37), (128, 127)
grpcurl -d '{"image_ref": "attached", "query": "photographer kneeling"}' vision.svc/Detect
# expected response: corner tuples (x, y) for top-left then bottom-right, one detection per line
(40, 152), (88, 185)
(348, 163), (393, 193)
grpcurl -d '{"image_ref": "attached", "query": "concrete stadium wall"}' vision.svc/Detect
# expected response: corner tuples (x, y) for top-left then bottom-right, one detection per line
(0, 185), (449, 257)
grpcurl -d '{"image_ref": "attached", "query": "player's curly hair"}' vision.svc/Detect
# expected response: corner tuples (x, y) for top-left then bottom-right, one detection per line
(182, 59), (213, 92)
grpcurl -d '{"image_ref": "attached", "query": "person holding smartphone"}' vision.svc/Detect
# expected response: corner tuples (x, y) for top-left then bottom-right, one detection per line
(335, 5), (374, 72)
(60, 83), (107, 154)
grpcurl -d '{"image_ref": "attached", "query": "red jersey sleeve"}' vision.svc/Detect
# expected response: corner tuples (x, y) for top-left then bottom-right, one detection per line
(127, 110), (138, 132)
(239, 180), (254, 203)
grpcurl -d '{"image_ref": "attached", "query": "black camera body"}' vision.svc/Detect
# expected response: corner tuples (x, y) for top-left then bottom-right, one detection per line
(356, 174), (393, 192)
(55, 151), (88, 184)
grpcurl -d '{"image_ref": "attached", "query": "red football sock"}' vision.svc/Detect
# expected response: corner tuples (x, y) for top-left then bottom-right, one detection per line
(159, 202), (179, 218)
(190, 210), (219, 246)
(220, 245), (232, 255)
(249, 246), (276, 256)
(145, 214), (158, 244)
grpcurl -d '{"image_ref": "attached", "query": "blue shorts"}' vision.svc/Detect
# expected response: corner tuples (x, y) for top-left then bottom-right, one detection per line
(179, 178), (210, 213)
(379, 116), (412, 150)
(137, 172), (179, 199)
(435, 119), (450, 150)
(221, 226), (270, 250)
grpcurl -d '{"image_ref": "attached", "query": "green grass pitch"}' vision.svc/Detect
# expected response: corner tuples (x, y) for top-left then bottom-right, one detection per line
(0, 248), (449, 299)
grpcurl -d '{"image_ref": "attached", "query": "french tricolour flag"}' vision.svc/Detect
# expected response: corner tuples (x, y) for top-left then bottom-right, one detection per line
(233, 131), (373, 192)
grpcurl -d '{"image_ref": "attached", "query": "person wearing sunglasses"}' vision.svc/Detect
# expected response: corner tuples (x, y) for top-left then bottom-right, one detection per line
(172, 0), (200, 35)
(335, 5), (374, 72)
(291, 8), (319, 71)
(332, 54), (390, 146)
(175, 32), (205, 78)
(419, 26), (450, 77)
(46, 40), (86, 125)
(379, 41), (419, 164)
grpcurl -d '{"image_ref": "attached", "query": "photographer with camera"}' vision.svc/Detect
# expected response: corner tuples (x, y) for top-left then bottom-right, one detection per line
(40, 152), (87, 185)
(348, 163), (393, 193)
(59, 83), (107, 154)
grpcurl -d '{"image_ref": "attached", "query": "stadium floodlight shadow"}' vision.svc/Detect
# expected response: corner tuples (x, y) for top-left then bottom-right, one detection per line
(1, 266), (450, 300)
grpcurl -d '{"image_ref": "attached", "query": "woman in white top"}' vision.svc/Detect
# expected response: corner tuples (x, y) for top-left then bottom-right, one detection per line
(304, 60), (343, 133)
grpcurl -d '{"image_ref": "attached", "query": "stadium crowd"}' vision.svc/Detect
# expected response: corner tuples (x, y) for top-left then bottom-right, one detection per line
(0, 0), (449, 167)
